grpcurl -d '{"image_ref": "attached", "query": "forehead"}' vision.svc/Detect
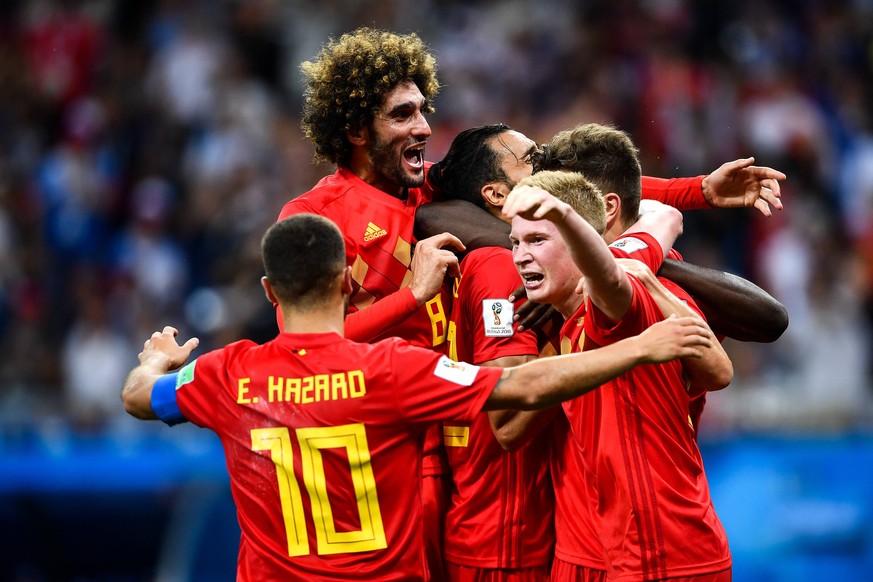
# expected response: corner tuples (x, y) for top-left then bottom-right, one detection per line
(498, 130), (537, 157)
(510, 215), (559, 240)
(379, 81), (425, 110)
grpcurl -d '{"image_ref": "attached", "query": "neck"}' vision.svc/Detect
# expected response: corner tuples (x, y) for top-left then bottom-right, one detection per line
(281, 302), (346, 336)
(556, 292), (585, 321)
(346, 157), (404, 199)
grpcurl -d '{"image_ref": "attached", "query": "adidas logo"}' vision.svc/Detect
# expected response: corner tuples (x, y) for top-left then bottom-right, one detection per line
(364, 222), (388, 242)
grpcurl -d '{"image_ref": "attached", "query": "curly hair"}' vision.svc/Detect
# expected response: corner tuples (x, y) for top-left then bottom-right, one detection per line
(300, 28), (440, 167)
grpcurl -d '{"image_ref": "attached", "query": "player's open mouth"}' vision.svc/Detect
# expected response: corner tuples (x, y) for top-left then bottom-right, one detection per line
(403, 145), (425, 169)
(521, 273), (544, 286)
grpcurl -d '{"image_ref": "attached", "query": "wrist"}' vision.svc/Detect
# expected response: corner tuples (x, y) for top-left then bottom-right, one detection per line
(700, 175), (715, 207)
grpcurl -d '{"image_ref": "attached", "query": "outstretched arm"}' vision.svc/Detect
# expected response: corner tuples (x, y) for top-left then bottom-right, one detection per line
(700, 157), (786, 217)
(483, 315), (713, 410)
(641, 157), (786, 217)
(657, 259), (789, 343)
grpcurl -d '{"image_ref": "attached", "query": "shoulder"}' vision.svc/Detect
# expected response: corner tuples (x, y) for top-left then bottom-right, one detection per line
(278, 170), (357, 220)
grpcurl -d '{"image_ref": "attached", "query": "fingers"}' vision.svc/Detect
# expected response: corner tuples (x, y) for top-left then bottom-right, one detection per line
(750, 166), (788, 182)
(419, 232), (466, 252)
(507, 284), (525, 304)
(719, 157), (755, 174)
(444, 253), (461, 279)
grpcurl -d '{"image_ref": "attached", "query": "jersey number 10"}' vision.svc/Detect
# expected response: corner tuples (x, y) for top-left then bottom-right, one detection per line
(251, 424), (387, 556)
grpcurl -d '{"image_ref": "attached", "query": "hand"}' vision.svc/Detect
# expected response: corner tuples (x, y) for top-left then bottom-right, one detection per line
(409, 232), (465, 305)
(701, 157), (786, 217)
(614, 258), (657, 289)
(503, 185), (569, 222)
(634, 315), (713, 363)
(139, 326), (199, 371)
(508, 284), (561, 335)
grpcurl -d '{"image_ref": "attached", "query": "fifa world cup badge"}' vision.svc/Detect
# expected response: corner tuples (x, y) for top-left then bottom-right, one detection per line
(482, 299), (514, 337)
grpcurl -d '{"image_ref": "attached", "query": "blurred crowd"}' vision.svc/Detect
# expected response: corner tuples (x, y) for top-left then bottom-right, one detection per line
(0, 0), (871, 439)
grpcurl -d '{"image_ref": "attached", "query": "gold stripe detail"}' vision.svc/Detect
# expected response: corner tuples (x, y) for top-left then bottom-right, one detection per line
(443, 425), (470, 447)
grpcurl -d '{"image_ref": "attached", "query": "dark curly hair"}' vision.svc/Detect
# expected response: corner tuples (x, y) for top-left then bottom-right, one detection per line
(300, 28), (440, 167)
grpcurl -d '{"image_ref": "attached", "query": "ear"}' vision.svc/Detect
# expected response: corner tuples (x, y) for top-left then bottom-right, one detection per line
(481, 182), (509, 208)
(261, 276), (279, 306)
(340, 266), (354, 296)
(346, 124), (369, 147)
(603, 192), (623, 228)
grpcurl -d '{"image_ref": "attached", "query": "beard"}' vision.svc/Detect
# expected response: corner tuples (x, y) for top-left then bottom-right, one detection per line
(369, 134), (425, 189)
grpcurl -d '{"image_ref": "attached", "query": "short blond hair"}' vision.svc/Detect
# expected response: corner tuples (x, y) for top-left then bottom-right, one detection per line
(516, 171), (607, 234)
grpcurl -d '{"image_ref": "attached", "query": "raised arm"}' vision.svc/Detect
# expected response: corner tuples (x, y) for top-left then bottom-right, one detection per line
(657, 259), (789, 343)
(504, 185), (633, 321)
(641, 157), (786, 217)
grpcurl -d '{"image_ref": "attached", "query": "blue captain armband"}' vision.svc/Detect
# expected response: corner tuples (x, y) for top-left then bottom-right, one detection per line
(151, 372), (188, 426)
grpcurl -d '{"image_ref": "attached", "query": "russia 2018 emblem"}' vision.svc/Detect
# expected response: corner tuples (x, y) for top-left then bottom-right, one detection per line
(483, 299), (513, 337)
(492, 301), (502, 325)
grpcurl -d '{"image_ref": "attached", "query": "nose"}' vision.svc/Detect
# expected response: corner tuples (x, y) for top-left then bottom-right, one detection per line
(512, 243), (530, 267)
(412, 110), (431, 138)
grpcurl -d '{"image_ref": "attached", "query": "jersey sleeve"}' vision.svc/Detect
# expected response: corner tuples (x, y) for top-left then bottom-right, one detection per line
(462, 250), (539, 364)
(379, 339), (502, 424)
(585, 275), (661, 347)
(151, 372), (186, 426)
(170, 344), (254, 431)
(609, 231), (665, 272)
(641, 175), (710, 210)
(343, 288), (420, 342)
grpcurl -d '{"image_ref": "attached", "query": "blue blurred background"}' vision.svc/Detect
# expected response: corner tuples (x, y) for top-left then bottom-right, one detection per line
(1, 0), (872, 580)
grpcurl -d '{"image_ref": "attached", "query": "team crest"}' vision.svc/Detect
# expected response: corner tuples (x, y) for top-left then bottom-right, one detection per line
(482, 299), (514, 337)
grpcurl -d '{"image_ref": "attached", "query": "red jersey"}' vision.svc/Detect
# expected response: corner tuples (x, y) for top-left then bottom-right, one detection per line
(641, 175), (710, 210)
(277, 166), (449, 350)
(155, 332), (502, 581)
(560, 233), (731, 581)
(550, 409), (606, 572)
(442, 247), (550, 569)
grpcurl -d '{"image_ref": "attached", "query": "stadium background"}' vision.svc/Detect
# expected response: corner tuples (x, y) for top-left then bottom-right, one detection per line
(0, 0), (872, 580)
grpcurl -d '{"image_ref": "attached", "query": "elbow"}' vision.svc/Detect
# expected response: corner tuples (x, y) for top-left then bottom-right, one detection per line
(712, 366), (734, 391)
(765, 304), (790, 342)
(705, 362), (734, 391)
(494, 430), (524, 452)
(669, 206), (684, 238)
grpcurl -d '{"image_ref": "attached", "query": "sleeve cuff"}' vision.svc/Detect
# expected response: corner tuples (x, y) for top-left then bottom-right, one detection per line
(151, 373), (187, 426)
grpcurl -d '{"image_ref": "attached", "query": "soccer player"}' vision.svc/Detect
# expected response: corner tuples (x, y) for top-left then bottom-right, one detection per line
(428, 124), (550, 580)
(120, 213), (716, 581)
(536, 123), (745, 434)
(506, 172), (733, 581)
(276, 29), (456, 574)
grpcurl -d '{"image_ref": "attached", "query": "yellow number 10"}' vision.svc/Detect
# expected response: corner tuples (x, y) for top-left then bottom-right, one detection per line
(251, 423), (387, 557)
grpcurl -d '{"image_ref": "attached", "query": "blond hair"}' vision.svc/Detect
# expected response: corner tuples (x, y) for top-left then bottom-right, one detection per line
(516, 171), (607, 234)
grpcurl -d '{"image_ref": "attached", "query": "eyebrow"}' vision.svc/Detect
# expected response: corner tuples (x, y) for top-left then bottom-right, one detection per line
(384, 98), (425, 117)
(521, 144), (538, 161)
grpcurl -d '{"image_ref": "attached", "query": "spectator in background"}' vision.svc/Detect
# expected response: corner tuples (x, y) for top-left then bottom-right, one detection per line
(0, 0), (872, 438)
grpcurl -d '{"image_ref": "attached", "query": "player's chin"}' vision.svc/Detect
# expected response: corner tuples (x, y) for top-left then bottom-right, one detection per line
(403, 167), (426, 188)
